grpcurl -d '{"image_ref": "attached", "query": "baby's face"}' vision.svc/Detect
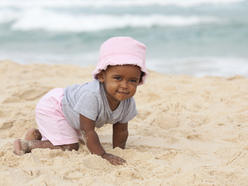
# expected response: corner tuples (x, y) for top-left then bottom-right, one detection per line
(98, 65), (141, 104)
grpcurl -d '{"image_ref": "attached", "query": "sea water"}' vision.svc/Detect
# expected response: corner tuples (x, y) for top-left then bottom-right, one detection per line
(0, 0), (248, 77)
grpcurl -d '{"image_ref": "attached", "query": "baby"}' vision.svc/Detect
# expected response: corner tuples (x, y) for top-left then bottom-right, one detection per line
(14, 36), (149, 165)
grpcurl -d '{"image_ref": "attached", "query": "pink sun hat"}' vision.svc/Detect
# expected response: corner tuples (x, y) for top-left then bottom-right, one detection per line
(92, 36), (149, 85)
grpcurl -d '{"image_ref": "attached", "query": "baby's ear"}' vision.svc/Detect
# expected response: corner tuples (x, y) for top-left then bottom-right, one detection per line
(97, 71), (105, 82)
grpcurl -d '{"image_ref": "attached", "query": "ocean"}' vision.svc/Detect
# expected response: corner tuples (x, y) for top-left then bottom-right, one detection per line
(0, 0), (248, 77)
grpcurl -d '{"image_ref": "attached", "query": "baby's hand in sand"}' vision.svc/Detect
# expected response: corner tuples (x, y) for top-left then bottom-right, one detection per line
(102, 153), (126, 166)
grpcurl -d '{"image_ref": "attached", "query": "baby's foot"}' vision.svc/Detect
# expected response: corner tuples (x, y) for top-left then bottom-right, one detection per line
(24, 128), (42, 141)
(14, 139), (27, 156)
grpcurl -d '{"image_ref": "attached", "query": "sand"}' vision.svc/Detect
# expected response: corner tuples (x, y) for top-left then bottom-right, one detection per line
(1, 59), (248, 186)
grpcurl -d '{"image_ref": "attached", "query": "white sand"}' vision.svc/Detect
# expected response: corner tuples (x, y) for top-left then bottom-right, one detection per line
(1, 60), (248, 185)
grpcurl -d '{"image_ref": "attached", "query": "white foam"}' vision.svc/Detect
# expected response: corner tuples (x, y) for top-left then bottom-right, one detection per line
(10, 8), (220, 32)
(0, 10), (21, 23)
(147, 57), (248, 77)
(0, 0), (245, 8)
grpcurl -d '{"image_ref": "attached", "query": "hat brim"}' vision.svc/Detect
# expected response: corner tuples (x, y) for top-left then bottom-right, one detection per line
(92, 54), (148, 85)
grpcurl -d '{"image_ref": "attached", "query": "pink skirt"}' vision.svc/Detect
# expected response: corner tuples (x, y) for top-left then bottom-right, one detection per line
(35, 88), (82, 146)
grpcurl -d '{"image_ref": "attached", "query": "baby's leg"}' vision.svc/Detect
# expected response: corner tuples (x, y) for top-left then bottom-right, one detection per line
(24, 128), (42, 141)
(14, 128), (42, 155)
(14, 139), (79, 156)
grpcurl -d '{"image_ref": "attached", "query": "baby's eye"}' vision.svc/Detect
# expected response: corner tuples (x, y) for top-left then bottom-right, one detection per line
(114, 77), (122, 80)
(130, 79), (137, 83)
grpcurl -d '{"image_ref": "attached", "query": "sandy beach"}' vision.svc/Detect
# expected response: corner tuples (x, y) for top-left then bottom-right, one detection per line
(1, 59), (248, 185)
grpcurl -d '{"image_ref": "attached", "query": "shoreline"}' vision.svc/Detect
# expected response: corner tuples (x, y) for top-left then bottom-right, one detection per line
(1, 60), (248, 185)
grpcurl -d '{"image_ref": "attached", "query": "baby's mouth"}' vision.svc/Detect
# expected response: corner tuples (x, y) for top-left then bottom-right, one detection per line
(117, 91), (129, 95)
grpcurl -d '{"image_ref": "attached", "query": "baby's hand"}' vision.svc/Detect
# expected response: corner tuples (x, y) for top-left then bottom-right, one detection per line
(102, 153), (126, 165)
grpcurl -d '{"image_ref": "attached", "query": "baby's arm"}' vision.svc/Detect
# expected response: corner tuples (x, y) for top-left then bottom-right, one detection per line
(80, 114), (126, 165)
(113, 122), (128, 149)
(80, 114), (105, 156)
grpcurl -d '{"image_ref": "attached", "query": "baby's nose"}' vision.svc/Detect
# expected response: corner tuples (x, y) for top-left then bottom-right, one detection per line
(120, 80), (128, 88)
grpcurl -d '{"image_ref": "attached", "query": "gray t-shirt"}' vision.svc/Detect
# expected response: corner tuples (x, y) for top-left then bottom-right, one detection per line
(61, 80), (138, 129)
